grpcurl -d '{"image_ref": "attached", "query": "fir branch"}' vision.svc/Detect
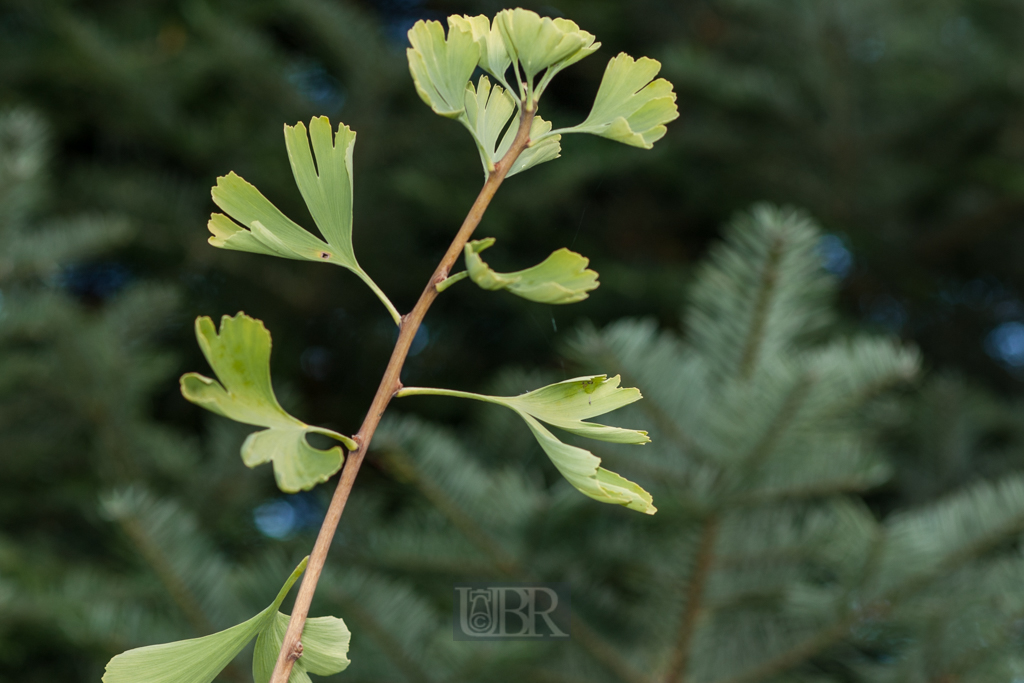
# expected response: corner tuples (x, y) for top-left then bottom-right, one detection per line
(736, 233), (785, 380)
(583, 329), (716, 466)
(382, 440), (648, 683)
(116, 515), (248, 683)
(738, 373), (815, 479)
(662, 515), (720, 683)
(730, 475), (884, 506)
(378, 445), (520, 575)
(710, 615), (857, 683)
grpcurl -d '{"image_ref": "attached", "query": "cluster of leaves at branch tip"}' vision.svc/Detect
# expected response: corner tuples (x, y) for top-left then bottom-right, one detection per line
(103, 558), (352, 683)
(407, 8), (679, 177)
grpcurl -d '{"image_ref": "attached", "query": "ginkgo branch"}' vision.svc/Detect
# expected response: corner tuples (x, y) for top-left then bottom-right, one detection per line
(266, 107), (537, 683)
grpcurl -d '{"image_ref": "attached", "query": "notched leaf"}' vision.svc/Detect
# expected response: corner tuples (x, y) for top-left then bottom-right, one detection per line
(283, 117), (359, 269)
(462, 77), (561, 176)
(502, 374), (651, 445)
(209, 172), (330, 261)
(494, 8), (599, 100)
(207, 118), (400, 324)
(398, 375), (654, 514)
(449, 15), (511, 87)
(407, 18), (480, 118)
(180, 313), (356, 493)
(465, 237), (598, 304)
(102, 559), (338, 683)
(566, 53), (679, 149)
(253, 613), (352, 683)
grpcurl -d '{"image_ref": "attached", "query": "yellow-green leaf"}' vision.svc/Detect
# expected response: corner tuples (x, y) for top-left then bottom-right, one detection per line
(283, 117), (358, 268)
(462, 76), (517, 175)
(461, 77), (561, 177)
(406, 18), (480, 118)
(207, 119), (400, 325)
(465, 237), (598, 304)
(500, 114), (561, 177)
(520, 412), (655, 514)
(500, 374), (651, 445)
(449, 15), (511, 88)
(180, 313), (356, 493)
(397, 375), (654, 514)
(103, 559), (310, 683)
(253, 613), (352, 683)
(210, 172), (329, 261)
(494, 8), (599, 100)
(564, 53), (679, 149)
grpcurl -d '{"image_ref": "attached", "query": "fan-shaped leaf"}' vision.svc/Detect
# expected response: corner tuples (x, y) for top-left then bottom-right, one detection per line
(449, 15), (511, 88)
(180, 313), (356, 493)
(253, 613), (352, 683)
(397, 375), (654, 514)
(282, 117), (358, 267)
(406, 18), (480, 118)
(465, 237), (597, 304)
(207, 119), (399, 324)
(103, 559), (309, 683)
(494, 9), (599, 100)
(565, 53), (678, 149)
(461, 78), (561, 177)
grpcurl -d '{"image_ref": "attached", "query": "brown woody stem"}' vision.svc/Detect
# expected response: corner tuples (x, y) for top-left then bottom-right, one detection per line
(268, 107), (536, 683)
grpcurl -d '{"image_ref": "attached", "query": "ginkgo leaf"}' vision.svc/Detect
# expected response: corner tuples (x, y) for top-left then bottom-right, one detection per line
(180, 313), (357, 493)
(520, 412), (655, 514)
(208, 118), (400, 324)
(561, 53), (679, 149)
(210, 172), (331, 261)
(461, 77), (561, 177)
(449, 15), (512, 90)
(462, 76), (517, 175)
(253, 613), (352, 683)
(499, 374), (652, 445)
(282, 117), (357, 266)
(407, 18), (480, 118)
(397, 375), (655, 514)
(494, 9), (599, 101)
(464, 237), (598, 304)
(103, 558), (310, 683)
(500, 114), (561, 177)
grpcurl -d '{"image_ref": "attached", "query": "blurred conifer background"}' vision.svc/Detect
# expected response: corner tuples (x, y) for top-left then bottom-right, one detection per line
(3, 1), (1024, 681)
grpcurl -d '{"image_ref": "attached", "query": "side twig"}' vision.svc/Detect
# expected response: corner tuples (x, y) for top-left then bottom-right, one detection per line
(662, 516), (719, 683)
(268, 107), (537, 683)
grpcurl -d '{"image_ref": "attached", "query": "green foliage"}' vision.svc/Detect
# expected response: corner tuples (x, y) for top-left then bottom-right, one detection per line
(208, 116), (400, 325)
(400, 373), (654, 514)
(7, 2), (1024, 682)
(463, 237), (599, 304)
(494, 9), (599, 103)
(561, 53), (679, 148)
(406, 18), (480, 119)
(408, 7), (676, 182)
(103, 558), (345, 683)
(90, 6), (681, 677)
(461, 76), (561, 177)
(252, 612), (351, 683)
(181, 313), (356, 493)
